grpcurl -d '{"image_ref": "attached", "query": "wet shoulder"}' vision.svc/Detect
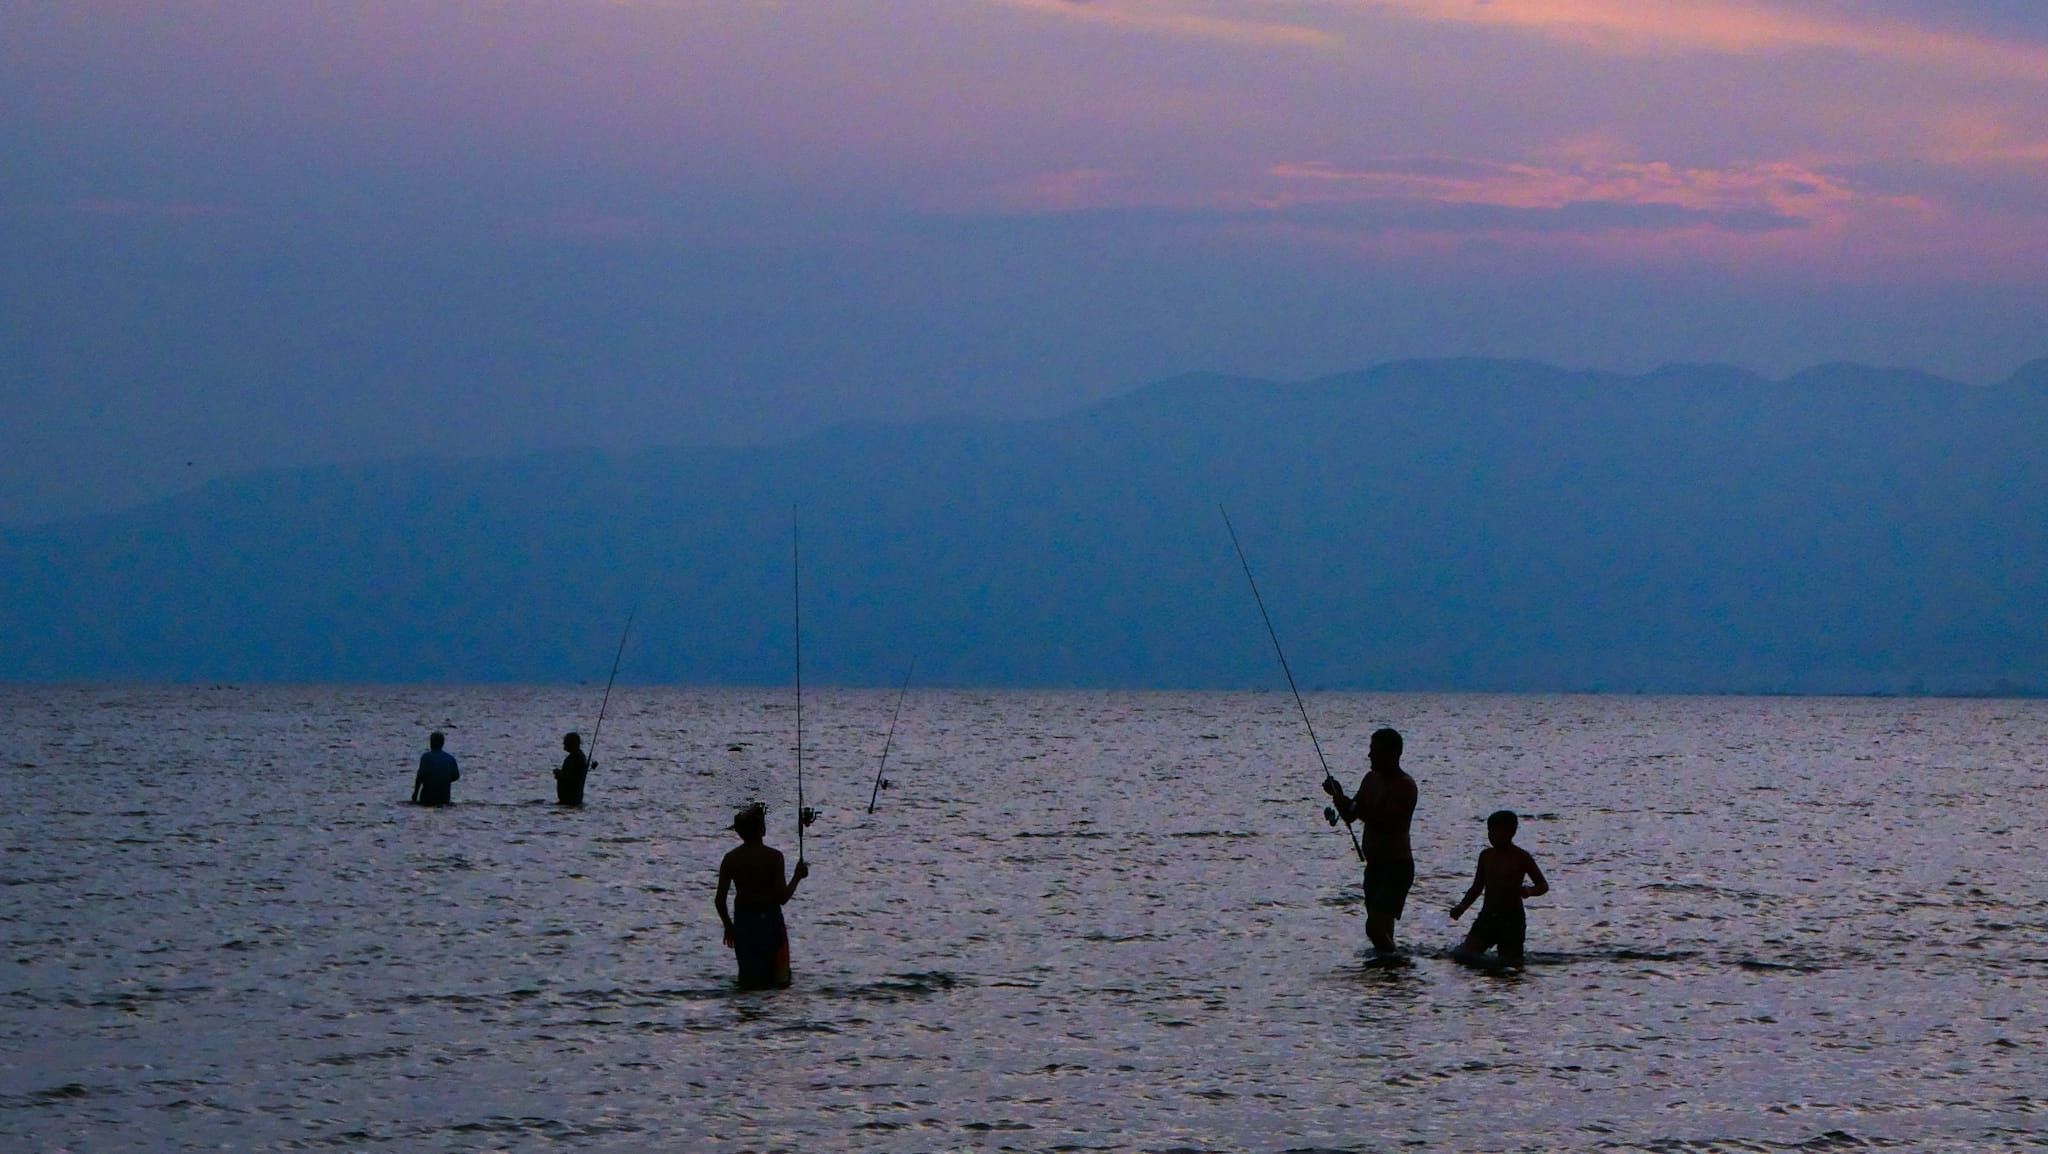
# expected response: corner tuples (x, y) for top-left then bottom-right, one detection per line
(1385, 771), (1417, 816)
(723, 843), (784, 870)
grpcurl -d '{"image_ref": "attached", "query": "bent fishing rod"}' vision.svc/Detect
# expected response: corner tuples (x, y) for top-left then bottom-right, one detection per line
(868, 655), (917, 814)
(588, 604), (637, 775)
(1220, 506), (1365, 862)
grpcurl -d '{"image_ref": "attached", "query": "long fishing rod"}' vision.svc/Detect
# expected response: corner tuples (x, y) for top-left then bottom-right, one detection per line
(1220, 506), (1364, 862)
(792, 507), (810, 864)
(587, 604), (637, 775)
(867, 655), (917, 814)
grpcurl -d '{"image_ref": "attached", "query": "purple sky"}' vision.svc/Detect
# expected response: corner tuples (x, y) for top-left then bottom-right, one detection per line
(5, 1), (2047, 522)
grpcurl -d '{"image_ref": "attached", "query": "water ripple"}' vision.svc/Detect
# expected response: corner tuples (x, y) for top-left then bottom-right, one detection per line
(1, 686), (2043, 1151)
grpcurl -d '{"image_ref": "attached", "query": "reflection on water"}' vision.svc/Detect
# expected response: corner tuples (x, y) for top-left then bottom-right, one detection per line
(1, 687), (2044, 1150)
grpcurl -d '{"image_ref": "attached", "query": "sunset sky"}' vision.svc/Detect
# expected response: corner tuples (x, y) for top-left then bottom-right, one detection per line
(5, 1), (2047, 522)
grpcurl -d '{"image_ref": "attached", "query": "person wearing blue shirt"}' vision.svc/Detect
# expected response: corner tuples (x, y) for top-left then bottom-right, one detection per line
(412, 731), (461, 806)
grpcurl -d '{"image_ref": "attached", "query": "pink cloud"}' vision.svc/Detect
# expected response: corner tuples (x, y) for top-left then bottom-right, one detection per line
(1344, 0), (2048, 80)
(945, 150), (1905, 237)
(977, 0), (2048, 81)
(1262, 155), (1875, 228)
(1240, 150), (1999, 275)
(1244, 176), (2048, 282)
(937, 146), (2048, 280)
(988, 0), (1337, 49)
(1923, 110), (2048, 168)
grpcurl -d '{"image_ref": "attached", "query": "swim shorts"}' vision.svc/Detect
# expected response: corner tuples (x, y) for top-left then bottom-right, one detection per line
(1363, 856), (1414, 920)
(731, 905), (792, 990)
(1466, 905), (1527, 964)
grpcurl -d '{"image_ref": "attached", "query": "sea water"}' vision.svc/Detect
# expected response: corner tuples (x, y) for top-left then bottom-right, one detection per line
(1, 686), (2043, 1151)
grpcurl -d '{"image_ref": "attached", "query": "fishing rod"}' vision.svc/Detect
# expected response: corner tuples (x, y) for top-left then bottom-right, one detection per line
(792, 508), (815, 862)
(1220, 506), (1364, 862)
(587, 604), (637, 776)
(867, 655), (917, 814)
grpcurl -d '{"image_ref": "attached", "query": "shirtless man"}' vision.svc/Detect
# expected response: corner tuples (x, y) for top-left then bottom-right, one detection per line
(1323, 727), (1418, 956)
(714, 804), (810, 989)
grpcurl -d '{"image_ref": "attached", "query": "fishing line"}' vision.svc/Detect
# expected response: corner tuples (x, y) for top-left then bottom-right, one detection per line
(1220, 505), (1364, 861)
(792, 507), (813, 862)
(868, 655), (917, 814)
(587, 604), (636, 776)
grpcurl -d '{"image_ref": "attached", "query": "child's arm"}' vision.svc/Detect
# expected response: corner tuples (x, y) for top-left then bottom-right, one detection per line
(1449, 853), (1485, 918)
(1521, 850), (1549, 899)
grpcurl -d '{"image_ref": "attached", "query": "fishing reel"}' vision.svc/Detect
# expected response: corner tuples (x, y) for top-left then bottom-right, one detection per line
(877, 778), (892, 790)
(1323, 806), (1339, 827)
(800, 806), (820, 827)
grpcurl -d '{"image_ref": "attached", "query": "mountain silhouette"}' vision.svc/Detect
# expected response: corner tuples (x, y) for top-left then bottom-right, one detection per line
(3, 358), (2043, 693)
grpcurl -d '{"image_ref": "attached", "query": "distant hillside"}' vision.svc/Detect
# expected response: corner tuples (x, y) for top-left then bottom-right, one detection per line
(3, 358), (2045, 693)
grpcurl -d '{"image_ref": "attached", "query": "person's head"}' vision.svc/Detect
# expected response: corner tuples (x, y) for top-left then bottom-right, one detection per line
(429, 731), (445, 751)
(1487, 809), (1519, 848)
(563, 731), (581, 752)
(732, 803), (767, 842)
(1368, 727), (1403, 771)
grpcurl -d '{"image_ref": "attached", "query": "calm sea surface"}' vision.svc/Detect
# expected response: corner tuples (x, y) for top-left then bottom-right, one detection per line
(1, 687), (2043, 1152)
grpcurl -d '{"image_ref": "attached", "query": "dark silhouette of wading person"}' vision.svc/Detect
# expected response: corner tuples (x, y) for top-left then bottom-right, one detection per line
(412, 731), (460, 806)
(1323, 727), (1418, 956)
(555, 732), (590, 806)
(715, 804), (809, 989)
(1450, 809), (1549, 967)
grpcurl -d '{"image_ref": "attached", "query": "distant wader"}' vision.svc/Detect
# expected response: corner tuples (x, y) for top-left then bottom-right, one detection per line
(414, 749), (459, 806)
(556, 751), (588, 806)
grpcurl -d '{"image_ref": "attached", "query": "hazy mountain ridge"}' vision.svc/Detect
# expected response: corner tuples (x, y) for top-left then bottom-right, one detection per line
(4, 359), (2044, 693)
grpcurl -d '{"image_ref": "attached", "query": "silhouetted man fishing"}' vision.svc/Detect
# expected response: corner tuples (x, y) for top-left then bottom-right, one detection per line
(715, 803), (809, 989)
(1323, 727), (1417, 957)
(411, 731), (460, 806)
(555, 731), (590, 806)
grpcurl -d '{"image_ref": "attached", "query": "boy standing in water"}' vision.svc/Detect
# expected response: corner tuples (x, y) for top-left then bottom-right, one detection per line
(715, 804), (810, 989)
(1449, 810), (1549, 966)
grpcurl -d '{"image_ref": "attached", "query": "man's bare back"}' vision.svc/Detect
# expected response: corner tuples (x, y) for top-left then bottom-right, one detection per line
(1471, 844), (1542, 909)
